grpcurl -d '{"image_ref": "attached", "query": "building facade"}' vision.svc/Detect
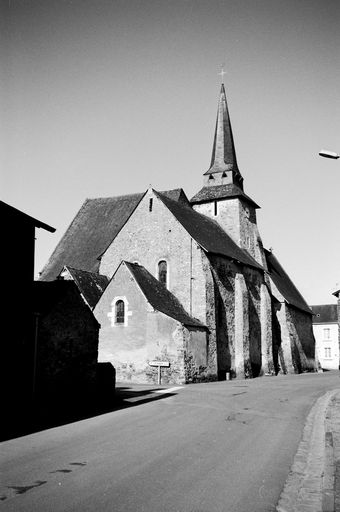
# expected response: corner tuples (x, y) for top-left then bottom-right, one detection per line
(40, 85), (315, 384)
(311, 304), (339, 370)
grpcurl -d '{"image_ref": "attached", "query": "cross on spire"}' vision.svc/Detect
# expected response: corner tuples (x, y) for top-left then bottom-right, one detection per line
(218, 66), (226, 83)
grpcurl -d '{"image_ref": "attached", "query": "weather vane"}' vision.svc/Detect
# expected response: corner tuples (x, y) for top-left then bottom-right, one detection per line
(218, 65), (226, 83)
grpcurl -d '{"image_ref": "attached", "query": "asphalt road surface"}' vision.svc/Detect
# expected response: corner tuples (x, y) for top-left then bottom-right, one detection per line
(1, 372), (340, 512)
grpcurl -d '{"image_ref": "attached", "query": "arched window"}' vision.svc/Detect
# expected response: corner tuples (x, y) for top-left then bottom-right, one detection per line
(158, 260), (167, 287)
(115, 300), (125, 324)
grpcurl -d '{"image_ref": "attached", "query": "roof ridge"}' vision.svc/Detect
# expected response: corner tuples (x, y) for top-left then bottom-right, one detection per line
(123, 261), (206, 328)
(155, 190), (263, 270)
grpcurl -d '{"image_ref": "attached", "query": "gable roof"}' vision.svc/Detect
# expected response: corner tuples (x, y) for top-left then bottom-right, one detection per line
(1, 200), (55, 232)
(155, 191), (263, 270)
(124, 262), (206, 328)
(63, 266), (109, 309)
(39, 188), (189, 281)
(39, 192), (144, 280)
(310, 304), (338, 324)
(265, 249), (312, 314)
(190, 184), (260, 209)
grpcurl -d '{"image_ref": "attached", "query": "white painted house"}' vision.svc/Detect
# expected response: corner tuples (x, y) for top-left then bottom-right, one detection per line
(311, 305), (339, 370)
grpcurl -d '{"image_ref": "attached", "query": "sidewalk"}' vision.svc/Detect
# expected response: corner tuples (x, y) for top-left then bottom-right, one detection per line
(276, 388), (340, 512)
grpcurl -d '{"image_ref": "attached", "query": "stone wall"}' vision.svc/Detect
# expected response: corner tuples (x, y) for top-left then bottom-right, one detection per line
(193, 198), (266, 267)
(184, 328), (209, 383)
(207, 255), (267, 379)
(244, 266), (262, 377)
(36, 286), (99, 398)
(95, 262), (189, 384)
(201, 251), (218, 379)
(99, 189), (207, 325)
(273, 302), (315, 374)
(208, 255), (236, 379)
(286, 306), (315, 372)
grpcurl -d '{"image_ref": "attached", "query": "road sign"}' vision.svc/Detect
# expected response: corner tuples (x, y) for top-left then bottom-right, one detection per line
(149, 361), (170, 367)
(148, 361), (170, 384)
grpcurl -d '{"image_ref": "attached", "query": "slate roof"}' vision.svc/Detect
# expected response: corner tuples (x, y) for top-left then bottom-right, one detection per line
(190, 184), (260, 209)
(63, 266), (109, 309)
(160, 188), (190, 205)
(265, 249), (312, 314)
(1, 200), (55, 232)
(310, 304), (338, 324)
(205, 84), (241, 178)
(40, 189), (189, 281)
(39, 192), (145, 280)
(124, 262), (206, 328)
(156, 191), (263, 270)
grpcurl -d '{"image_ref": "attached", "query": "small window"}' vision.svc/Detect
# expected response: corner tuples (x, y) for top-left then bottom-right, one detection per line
(214, 201), (218, 216)
(115, 300), (125, 324)
(209, 174), (214, 180)
(324, 347), (331, 358)
(149, 198), (153, 212)
(323, 328), (331, 340)
(158, 260), (167, 286)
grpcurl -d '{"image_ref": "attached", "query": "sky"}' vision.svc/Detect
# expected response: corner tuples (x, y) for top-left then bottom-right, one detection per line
(1, 0), (340, 305)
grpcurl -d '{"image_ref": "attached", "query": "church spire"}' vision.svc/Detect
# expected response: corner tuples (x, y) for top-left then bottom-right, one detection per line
(204, 84), (243, 190)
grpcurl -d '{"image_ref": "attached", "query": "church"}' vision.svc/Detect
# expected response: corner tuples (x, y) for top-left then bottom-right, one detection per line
(40, 84), (316, 384)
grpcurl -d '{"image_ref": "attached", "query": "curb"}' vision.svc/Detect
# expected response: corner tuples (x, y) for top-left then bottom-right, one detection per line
(276, 389), (340, 512)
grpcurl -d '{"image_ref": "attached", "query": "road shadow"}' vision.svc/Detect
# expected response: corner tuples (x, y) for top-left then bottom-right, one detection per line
(1, 385), (177, 442)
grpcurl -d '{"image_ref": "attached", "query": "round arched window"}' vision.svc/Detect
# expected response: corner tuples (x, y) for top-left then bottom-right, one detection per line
(115, 300), (125, 324)
(158, 260), (167, 287)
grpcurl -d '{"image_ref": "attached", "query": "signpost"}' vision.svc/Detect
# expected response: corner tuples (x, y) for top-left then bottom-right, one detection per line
(149, 361), (170, 385)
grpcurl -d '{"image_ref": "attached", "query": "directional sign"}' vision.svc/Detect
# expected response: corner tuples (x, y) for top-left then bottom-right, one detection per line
(148, 361), (170, 384)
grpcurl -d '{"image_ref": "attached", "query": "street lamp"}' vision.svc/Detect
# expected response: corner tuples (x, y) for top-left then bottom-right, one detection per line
(319, 149), (340, 159)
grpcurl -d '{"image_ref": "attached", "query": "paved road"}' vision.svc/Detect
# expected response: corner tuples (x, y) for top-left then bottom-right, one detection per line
(1, 372), (340, 512)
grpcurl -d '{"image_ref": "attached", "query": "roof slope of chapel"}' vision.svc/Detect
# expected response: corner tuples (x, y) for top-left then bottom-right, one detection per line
(63, 266), (109, 309)
(39, 189), (188, 281)
(155, 191), (263, 270)
(124, 262), (206, 328)
(265, 249), (312, 315)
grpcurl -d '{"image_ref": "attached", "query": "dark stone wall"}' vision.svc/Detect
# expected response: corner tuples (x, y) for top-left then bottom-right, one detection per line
(208, 256), (235, 379)
(286, 306), (315, 372)
(208, 255), (264, 379)
(184, 328), (209, 383)
(36, 286), (99, 399)
(244, 267), (262, 377)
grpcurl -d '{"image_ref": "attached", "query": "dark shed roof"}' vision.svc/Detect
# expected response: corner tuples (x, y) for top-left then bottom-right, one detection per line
(64, 266), (109, 309)
(310, 304), (338, 324)
(265, 249), (312, 314)
(190, 184), (259, 209)
(1, 200), (55, 232)
(124, 262), (206, 328)
(32, 280), (81, 315)
(39, 193), (144, 280)
(156, 191), (263, 270)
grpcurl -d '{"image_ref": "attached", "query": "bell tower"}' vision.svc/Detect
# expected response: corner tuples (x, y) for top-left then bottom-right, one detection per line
(203, 83), (244, 190)
(191, 84), (266, 267)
